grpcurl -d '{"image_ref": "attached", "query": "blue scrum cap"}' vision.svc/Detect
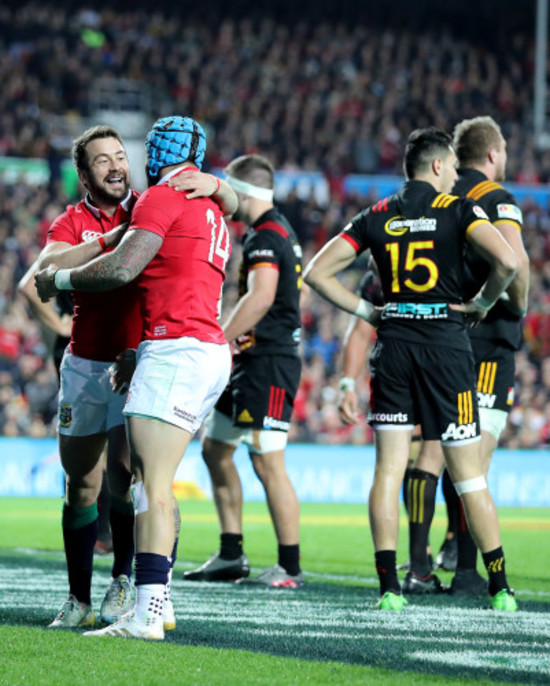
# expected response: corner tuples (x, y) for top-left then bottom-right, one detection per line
(146, 116), (206, 177)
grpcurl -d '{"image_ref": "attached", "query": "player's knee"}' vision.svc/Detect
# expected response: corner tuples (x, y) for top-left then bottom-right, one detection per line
(65, 479), (101, 508)
(453, 475), (487, 496)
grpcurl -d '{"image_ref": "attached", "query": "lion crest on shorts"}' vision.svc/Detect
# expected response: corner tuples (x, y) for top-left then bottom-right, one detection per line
(59, 403), (72, 428)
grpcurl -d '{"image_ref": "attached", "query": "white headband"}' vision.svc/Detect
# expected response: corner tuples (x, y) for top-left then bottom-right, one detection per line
(226, 175), (274, 202)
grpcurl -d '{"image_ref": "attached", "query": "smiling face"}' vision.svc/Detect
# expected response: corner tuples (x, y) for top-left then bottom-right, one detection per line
(79, 137), (130, 210)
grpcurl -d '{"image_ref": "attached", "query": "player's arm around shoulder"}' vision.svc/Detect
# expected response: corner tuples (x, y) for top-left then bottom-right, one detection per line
(168, 169), (238, 217)
(36, 229), (163, 299)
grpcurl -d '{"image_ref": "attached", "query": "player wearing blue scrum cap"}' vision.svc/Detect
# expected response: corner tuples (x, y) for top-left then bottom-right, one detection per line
(35, 115), (239, 639)
(145, 115), (207, 178)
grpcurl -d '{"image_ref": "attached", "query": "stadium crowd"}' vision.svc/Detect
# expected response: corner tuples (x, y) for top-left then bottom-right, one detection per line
(1, 2), (550, 448)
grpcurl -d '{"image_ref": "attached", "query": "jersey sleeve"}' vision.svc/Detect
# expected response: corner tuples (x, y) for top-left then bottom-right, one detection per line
(339, 209), (370, 253)
(486, 189), (523, 230)
(129, 186), (177, 239)
(47, 211), (77, 245)
(245, 229), (283, 272)
(458, 198), (491, 238)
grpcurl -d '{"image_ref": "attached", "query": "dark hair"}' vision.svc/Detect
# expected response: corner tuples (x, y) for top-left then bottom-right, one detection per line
(72, 125), (124, 172)
(224, 154), (274, 188)
(453, 116), (503, 166)
(403, 127), (453, 179)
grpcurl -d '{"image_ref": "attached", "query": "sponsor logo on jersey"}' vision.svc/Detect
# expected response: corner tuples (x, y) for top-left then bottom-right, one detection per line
(441, 422), (477, 441)
(477, 392), (496, 409)
(293, 244), (303, 258)
(59, 403), (72, 428)
(237, 409), (254, 423)
(292, 327), (302, 342)
(368, 411), (409, 423)
(384, 216), (437, 235)
(249, 249), (275, 259)
(153, 325), (167, 336)
(82, 230), (103, 242)
(497, 203), (523, 223)
(506, 386), (515, 405)
(383, 302), (448, 319)
(263, 416), (290, 430)
(472, 205), (489, 220)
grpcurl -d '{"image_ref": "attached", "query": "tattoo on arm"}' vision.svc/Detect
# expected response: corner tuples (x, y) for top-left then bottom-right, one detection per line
(70, 229), (163, 291)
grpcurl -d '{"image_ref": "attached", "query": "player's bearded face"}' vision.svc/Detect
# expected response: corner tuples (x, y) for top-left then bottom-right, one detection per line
(82, 138), (130, 205)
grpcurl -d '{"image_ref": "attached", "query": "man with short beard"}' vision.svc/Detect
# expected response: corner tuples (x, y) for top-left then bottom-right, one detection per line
(36, 126), (141, 629)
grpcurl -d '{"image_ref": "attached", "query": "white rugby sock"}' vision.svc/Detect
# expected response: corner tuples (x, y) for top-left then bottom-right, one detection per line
(135, 584), (164, 626)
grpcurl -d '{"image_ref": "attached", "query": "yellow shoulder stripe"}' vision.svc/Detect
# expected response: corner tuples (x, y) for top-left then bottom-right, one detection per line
(431, 193), (458, 208)
(493, 218), (522, 232)
(466, 180), (503, 201)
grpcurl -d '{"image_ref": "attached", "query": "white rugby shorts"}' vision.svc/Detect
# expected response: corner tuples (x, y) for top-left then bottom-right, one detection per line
(58, 352), (126, 436)
(124, 337), (231, 434)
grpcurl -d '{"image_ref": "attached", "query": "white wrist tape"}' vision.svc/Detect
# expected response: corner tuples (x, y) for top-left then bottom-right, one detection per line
(339, 377), (356, 392)
(355, 298), (375, 322)
(453, 475), (487, 495)
(54, 269), (73, 291)
(473, 293), (495, 312)
(226, 175), (274, 202)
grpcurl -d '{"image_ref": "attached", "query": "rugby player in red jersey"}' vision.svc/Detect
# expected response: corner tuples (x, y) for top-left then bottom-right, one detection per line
(34, 126), (141, 629)
(36, 115), (237, 639)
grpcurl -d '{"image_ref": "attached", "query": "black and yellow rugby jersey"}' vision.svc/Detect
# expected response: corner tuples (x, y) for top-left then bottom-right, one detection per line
(341, 180), (489, 350)
(238, 207), (302, 356)
(454, 168), (524, 350)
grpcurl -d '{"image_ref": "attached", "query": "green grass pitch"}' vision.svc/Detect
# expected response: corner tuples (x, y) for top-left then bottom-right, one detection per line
(0, 497), (549, 685)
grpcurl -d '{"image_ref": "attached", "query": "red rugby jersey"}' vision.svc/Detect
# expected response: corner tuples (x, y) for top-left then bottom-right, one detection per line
(128, 170), (230, 345)
(47, 191), (143, 361)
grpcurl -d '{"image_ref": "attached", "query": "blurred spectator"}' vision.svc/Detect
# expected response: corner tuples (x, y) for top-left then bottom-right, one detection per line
(0, 2), (549, 446)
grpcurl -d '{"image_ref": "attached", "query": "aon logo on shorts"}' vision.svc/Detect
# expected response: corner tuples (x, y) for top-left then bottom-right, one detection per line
(441, 422), (477, 441)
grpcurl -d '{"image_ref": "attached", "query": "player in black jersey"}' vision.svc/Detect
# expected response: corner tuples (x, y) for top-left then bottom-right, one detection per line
(305, 128), (519, 611)
(185, 154), (304, 588)
(404, 118), (530, 596)
(450, 116), (529, 591)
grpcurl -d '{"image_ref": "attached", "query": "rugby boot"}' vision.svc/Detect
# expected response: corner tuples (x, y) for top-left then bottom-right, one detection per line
(403, 570), (447, 594)
(434, 537), (458, 572)
(48, 595), (95, 628)
(490, 589), (518, 612)
(100, 575), (134, 624)
(83, 610), (164, 640)
(377, 592), (408, 611)
(237, 564), (304, 588)
(184, 553), (250, 581)
(450, 569), (488, 596)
